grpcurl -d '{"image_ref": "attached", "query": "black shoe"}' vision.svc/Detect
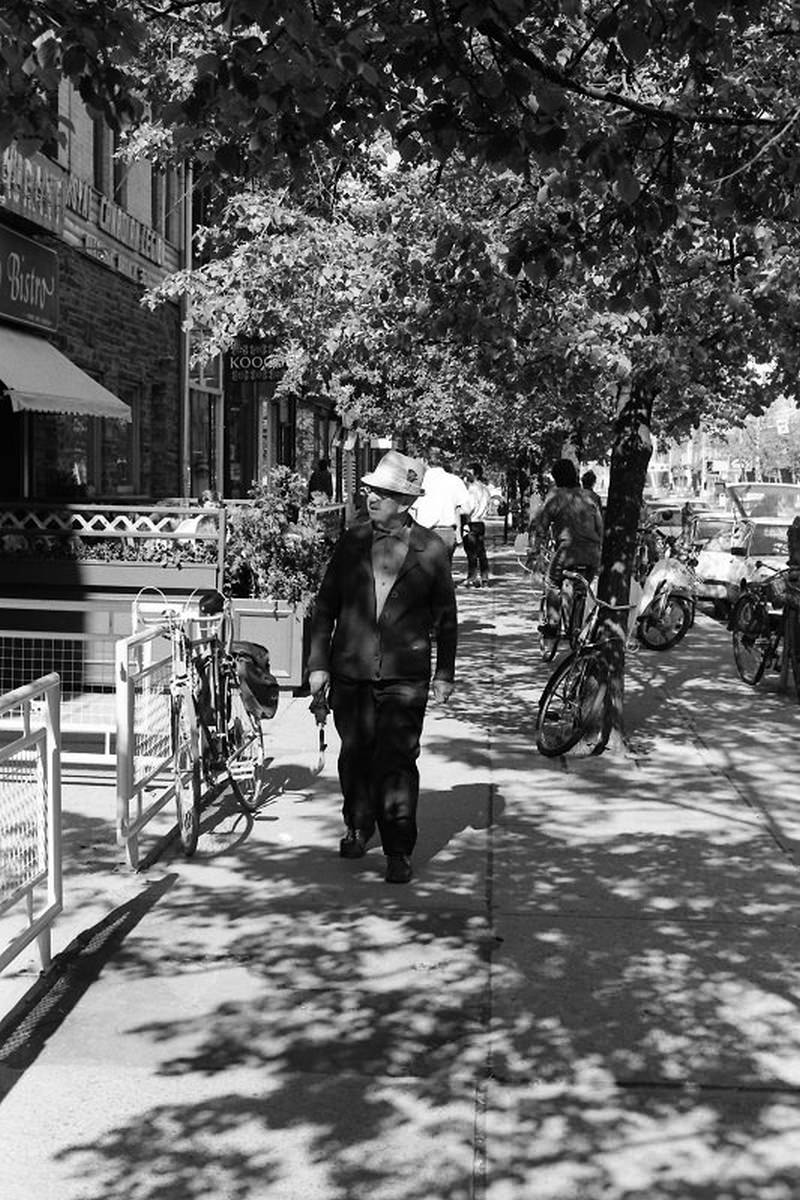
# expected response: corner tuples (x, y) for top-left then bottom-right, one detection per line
(385, 854), (413, 884)
(340, 829), (369, 859)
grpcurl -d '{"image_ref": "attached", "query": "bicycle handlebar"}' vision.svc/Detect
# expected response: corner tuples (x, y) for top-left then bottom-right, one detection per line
(133, 585), (231, 643)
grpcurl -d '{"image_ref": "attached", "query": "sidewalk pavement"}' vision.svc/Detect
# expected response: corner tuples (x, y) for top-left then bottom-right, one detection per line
(2, 554), (800, 1200)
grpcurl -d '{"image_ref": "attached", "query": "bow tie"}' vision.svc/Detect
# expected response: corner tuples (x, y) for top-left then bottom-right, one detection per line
(372, 523), (407, 540)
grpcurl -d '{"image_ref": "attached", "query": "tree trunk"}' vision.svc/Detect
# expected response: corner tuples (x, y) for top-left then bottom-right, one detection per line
(596, 378), (656, 751)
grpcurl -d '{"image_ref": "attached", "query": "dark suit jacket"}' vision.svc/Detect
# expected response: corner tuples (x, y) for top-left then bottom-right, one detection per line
(307, 518), (457, 682)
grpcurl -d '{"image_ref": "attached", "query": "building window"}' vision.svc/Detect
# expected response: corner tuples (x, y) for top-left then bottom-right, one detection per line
(112, 131), (127, 207)
(29, 394), (140, 500)
(151, 166), (165, 235)
(92, 117), (110, 195)
(189, 388), (218, 499)
(165, 169), (181, 247)
(40, 90), (60, 161)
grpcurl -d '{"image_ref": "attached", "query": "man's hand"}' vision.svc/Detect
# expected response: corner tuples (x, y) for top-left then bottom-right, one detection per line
(308, 669), (330, 697)
(432, 678), (454, 703)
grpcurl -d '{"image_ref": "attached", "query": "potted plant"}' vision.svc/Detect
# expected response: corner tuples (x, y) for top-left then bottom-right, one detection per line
(223, 467), (339, 687)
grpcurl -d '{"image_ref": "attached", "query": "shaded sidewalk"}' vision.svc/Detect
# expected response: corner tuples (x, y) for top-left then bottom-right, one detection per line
(2, 566), (800, 1200)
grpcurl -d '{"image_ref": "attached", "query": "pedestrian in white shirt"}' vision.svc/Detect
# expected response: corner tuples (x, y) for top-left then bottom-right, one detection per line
(463, 464), (492, 586)
(410, 449), (471, 562)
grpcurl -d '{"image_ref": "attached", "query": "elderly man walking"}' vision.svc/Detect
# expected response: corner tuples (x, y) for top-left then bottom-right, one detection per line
(308, 450), (458, 884)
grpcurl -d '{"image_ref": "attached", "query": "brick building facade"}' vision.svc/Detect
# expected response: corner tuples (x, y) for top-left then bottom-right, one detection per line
(0, 83), (345, 506)
(0, 82), (186, 503)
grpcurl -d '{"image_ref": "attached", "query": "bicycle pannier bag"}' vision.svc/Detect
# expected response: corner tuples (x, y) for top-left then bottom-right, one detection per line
(232, 641), (279, 719)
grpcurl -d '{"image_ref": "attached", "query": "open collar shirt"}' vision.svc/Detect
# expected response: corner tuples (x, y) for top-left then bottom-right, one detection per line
(371, 518), (412, 619)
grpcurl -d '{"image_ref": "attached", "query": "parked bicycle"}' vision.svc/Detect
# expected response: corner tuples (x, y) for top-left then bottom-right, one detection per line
(636, 534), (697, 651)
(537, 563), (595, 662)
(729, 563), (800, 699)
(536, 572), (636, 757)
(135, 588), (279, 856)
(521, 540), (594, 662)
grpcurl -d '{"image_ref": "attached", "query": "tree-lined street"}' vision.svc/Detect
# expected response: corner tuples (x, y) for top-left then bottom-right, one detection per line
(4, 6), (800, 1193)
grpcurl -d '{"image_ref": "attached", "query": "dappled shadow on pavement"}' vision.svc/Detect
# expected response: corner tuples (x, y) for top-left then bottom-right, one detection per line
(0, 874), (177, 1104)
(16, 575), (800, 1199)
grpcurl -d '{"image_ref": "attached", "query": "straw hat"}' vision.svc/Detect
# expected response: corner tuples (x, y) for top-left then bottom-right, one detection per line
(362, 450), (425, 497)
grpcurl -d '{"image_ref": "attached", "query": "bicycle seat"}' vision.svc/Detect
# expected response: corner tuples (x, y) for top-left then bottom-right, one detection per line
(198, 589), (225, 615)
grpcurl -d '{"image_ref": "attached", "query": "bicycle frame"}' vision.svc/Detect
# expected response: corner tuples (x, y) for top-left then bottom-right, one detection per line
(563, 570), (633, 650)
(535, 575), (636, 758)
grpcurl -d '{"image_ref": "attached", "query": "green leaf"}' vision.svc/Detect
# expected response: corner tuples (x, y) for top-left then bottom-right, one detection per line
(613, 169), (641, 205)
(215, 143), (242, 173)
(617, 22), (651, 64)
(195, 53), (221, 77)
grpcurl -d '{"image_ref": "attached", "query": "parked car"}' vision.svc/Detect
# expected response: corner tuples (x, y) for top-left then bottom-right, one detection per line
(643, 497), (696, 537)
(691, 509), (736, 548)
(726, 482), (800, 520)
(694, 515), (793, 614)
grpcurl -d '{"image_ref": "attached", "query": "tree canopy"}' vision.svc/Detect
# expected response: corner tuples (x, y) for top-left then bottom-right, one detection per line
(6, 0), (800, 738)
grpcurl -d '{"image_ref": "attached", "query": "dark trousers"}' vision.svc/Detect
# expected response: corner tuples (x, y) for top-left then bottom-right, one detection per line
(329, 677), (429, 856)
(464, 520), (489, 580)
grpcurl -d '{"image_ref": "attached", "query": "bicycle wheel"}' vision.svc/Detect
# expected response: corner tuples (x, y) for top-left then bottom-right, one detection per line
(637, 591), (693, 651)
(731, 594), (771, 686)
(536, 651), (609, 757)
(173, 697), (201, 856)
(538, 593), (559, 662)
(225, 684), (266, 812)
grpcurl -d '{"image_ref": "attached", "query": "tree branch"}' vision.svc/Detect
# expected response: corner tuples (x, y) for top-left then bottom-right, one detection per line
(709, 105), (800, 185)
(478, 13), (780, 131)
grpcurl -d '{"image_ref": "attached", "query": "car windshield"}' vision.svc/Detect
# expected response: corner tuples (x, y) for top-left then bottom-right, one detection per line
(727, 483), (800, 519)
(749, 524), (790, 557)
(701, 530), (733, 552)
(694, 515), (733, 542)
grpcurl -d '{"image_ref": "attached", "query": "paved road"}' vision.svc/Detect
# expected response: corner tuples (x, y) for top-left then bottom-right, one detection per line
(1, 558), (799, 1200)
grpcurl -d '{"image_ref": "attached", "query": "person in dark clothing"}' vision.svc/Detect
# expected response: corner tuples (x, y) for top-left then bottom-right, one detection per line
(581, 469), (603, 513)
(530, 458), (604, 635)
(307, 458), (334, 500)
(307, 450), (457, 884)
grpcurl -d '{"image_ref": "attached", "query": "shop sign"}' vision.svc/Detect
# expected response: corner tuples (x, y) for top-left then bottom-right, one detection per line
(0, 146), (65, 235)
(97, 194), (164, 265)
(227, 338), (279, 382)
(0, 225), (59, 331)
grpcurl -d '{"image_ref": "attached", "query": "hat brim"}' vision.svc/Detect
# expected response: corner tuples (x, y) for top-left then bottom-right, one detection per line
(361, 471), (422, 497)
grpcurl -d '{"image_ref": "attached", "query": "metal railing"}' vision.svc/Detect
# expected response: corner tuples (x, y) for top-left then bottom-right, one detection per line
(0, 673), (62, 973)
(116, 610), (227, 869)
(115, 624), (176, 870)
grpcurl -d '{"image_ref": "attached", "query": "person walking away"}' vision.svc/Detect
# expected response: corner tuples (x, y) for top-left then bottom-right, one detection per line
(530, 458), (604, 636)
(307, 450), (457, 885)
(307, 458), (334, 501)
(581, 469), (603, 514)
(409, 448), (471, 563)
(463, 463), (492, 587)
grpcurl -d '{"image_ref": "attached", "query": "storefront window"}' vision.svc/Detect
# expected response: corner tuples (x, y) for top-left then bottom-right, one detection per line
(29, 395), (139, 500)
(189, 387), (217, 500)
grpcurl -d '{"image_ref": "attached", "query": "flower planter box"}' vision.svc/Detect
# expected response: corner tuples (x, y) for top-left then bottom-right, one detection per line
(1, 558), (217, 595)
(230, 598), (309, 689)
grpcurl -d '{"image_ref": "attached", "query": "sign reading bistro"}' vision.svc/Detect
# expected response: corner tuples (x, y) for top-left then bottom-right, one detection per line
(0, 225), (59, 331)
